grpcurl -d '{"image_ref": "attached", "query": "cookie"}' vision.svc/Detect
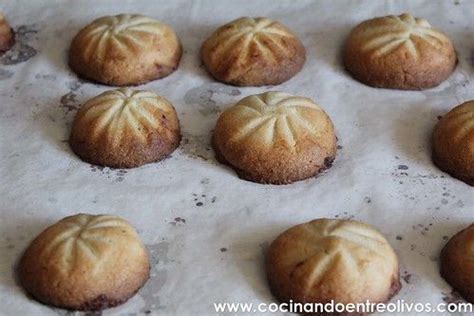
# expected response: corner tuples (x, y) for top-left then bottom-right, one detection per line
(0, 13), (14, 53)
(70, 88), (181, 168)
(266, 218), (401, 313)
(432, 100), (474, 186)
(344, 13), (456, 90)
(201, 17), (306, 86)
(69, 14), (182, 86)
(213, 92), (336, 184)
(441, 224), (474, 303)
(18, 214), (150, 311)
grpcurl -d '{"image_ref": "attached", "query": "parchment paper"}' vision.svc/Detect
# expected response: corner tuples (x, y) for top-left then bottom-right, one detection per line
(1, 0), (474, 315)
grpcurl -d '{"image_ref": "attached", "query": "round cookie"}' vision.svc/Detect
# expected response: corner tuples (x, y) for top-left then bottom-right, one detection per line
(344, 13), (456, 90)
(266, 218), (401, 311)
(213, 92), (336, 184)
(201, 17), (306, 86)
(441, 224), (474, 303)
(70, 88), (181, 168)
(0, 13), (14, 53)
(432, 100), (474, 186)
(18, 213), (150, 311)
(69, 14), (182, 86)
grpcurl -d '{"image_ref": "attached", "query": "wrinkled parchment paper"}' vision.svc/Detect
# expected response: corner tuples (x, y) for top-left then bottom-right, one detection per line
(1, 0), (474, 315)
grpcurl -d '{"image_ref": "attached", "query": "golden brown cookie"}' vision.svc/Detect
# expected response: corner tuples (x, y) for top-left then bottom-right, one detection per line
(201, 17), (306, 86)
(0, 13), (14, 53)
(441, 224), (474, 303)
(213, 92), (336, 184)
(266, 218), (401, 313)
(69, 14), (182, 86)
(18, 213), (150, 311)
(432, 100), (474, 186)
(70, 88), (181, 168)
(344, 13), (456, 90)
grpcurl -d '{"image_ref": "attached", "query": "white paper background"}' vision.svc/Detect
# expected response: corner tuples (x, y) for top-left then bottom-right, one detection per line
(0, 0), (473, 315)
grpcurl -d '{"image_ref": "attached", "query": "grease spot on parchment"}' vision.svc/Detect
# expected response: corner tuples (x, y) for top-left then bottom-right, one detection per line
(149, 242), (173, 265)
(421, 69), (470, 102)
(412, 222), (432, 236)
(403, 193), (416, 201)
(180, 83), (241, 161)
(192, 193), (217, 207)
(0, 24), (38, 65)
(408, 222), (439, 260)
(334, 211), (355, 220)
(35, 73), (56, 81)
(392, 169), (446, 186)
(139, 269), (168, 312)
(66, 79), (84, 91)
(59, 91), (80, 115)
(115, 169), (127, 182)
(180, 132), (216, 163)
(90, 165), (128, 183)
(169, 217), (186, 226)
(140, 242), (173, 313)
(442, 290), (464, 305)
(0, 68), (13, 80)
(402, 270), (414, 284)
(184, 83), (241, 116)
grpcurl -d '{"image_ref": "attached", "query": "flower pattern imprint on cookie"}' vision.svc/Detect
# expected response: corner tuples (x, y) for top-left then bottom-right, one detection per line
(40, 214), (133, 272)
(360, 13), (450, 58)
(76, 88), (175, 146)
(229, 92), (324, 149)
(210, 17), (295, 64)
(81, 14), (168, 61)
